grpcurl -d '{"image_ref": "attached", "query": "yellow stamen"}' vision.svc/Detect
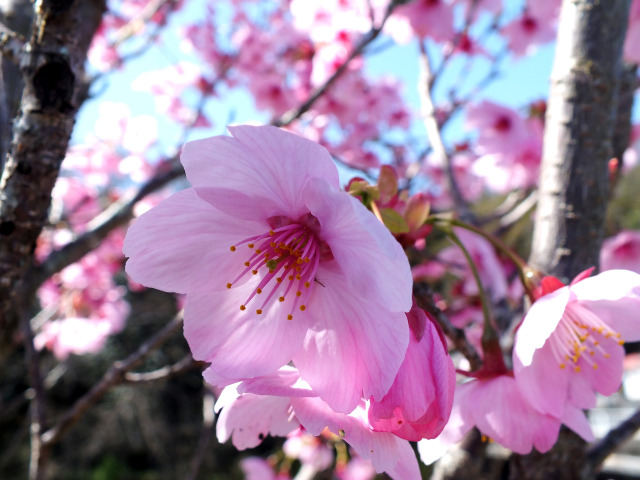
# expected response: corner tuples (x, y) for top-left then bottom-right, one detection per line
(226, 283), (232, 289)
(256, 309), (262, 315)
(230, 246), (236, 252)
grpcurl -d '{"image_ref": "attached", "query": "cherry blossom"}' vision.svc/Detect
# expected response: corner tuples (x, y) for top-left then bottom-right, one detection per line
(215, 370), (421, 480)
(514, 270), (640, 418)
(601, 230), (640, 274)
(368, 302), (456, 441)
(417, 373), (593, 462)
(123, 125), (412, 413)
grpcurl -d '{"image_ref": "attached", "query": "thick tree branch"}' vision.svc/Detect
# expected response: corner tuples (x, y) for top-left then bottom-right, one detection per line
(0, 0), (106, 346)
(529, 0), (630, 282)
(583, 407), (640, 475)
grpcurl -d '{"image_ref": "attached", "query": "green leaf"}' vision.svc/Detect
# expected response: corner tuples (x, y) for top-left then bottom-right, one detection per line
(380, 208), (410, 234)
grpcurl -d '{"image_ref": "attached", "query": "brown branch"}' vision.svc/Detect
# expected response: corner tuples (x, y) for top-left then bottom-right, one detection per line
(124, 355), (199, 383)
(273, 0), (401, 127)
(413, 281), (482, 371)
(186, 388), (216, 480)
(0, 20), (25, 63)
(20, 315), (48, 480)
(27, 159), (184, 291)
(528, 0), (631, 281)
(40, 311), (183, 447)
(583, 407), (640, 475)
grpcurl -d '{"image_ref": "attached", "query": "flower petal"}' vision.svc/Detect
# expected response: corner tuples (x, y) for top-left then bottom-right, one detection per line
(294, 265), (410, 413)
(181, 125), (340, 218)
(304, 178), (413, 313)
(215, 385), (299, 449)
(513, 285), (571, 366)
(291, 398), (421, 480)
(184, 288), (310, 381)
(514, 338), (570, 417)
(123, 188), (264, 293)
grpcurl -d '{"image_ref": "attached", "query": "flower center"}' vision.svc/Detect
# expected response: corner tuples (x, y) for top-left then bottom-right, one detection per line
(550, 304), (624, 373)
(226, 214), (332, 321)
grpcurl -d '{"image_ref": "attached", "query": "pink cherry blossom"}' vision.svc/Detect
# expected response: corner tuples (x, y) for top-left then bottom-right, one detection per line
(624, 0), (640, 63)
(513, 270), (640, 418)
(216, 371), (421, 480)
(417, 373), (593, 462)
(601, 230), (640, 274)
(240, 457), (289, 480)
(501, 9), (557, 58)
(387, 0), (455, 44)
(123, 125), (412, 413)
(368, 302), (456, 441)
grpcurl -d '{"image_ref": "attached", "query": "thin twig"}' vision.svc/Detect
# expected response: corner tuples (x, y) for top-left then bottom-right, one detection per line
(413, 282), (482, 371)
(124, 355), (199, 383)
(40, 312), (184, 447)
(27, 160), (184, 291)
(186, 388), (216, 480)
(20, 315), (48, 480)
(418, 41), (472, 222)
(273, 0), (401, 127)
(583, 407), (640, 475)
(0, 20), (26, 63)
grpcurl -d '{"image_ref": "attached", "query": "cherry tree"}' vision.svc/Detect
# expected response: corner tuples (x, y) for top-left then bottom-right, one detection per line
(1, 0), (640, 479)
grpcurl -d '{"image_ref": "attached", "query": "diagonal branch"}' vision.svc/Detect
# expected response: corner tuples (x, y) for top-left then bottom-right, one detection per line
(583, 407), (640, 475)
(40, 311), (184, 447)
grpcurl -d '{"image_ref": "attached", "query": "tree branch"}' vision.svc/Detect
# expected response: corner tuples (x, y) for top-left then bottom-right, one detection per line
(0, 0), (106, 349)
(583, 407), (640, 475)
(528, 0), (631, 281)
(40, 311), (184, 447)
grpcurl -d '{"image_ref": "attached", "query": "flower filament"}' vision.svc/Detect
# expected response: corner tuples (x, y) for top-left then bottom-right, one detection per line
(550, 305), (624, 372)
(227, 216), (328, 321)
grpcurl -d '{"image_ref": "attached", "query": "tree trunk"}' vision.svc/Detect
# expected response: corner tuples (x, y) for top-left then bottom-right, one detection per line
(528, 0), (631, 282)
(0, 0), (106, 354)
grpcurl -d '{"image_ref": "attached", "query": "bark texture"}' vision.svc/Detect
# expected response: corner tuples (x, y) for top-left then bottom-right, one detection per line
(529, 0), (631, 282)
(0, 0), (106, 349)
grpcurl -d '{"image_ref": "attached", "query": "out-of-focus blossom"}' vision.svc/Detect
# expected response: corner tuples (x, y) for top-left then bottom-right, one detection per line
(417, 373), (593, 463)
(124, 125), (412, 413)
(624, 0), (640, 63)
(514, 270), (640, 418)
(501, 7), (557, 58)
(601, 230), (640, 274)
(386, 0), (455, 44)
(240, 457), (289, 480)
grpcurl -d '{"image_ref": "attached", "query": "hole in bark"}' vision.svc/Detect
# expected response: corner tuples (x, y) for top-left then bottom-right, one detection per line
(33, 59), (75, 111)
(16, 161), (31, 175)
(0, 221), (15, 235)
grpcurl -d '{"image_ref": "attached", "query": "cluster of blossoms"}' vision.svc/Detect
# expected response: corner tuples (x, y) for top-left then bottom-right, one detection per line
(124, 125), (640, 477)
(33, 103), (161, 359)
(124, 125), (456, 478)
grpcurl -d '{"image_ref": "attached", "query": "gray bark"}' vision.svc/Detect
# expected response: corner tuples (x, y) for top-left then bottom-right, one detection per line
(0, 0), (106, 352)
(529, 0), (631, 282)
